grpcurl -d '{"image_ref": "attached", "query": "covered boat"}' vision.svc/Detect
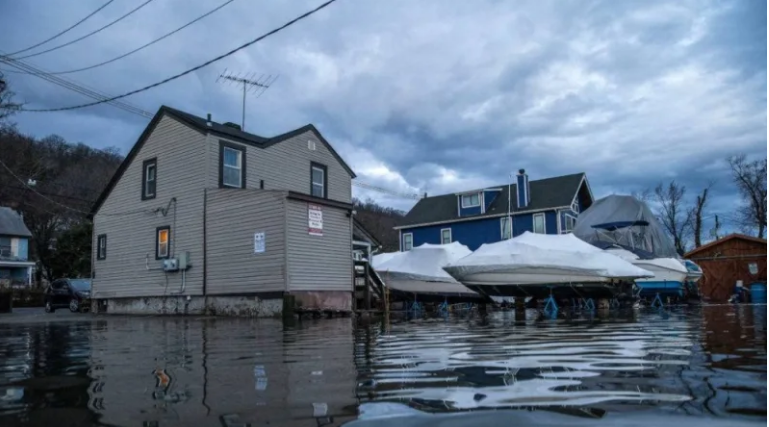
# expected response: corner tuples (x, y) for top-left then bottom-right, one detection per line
(573, 195), (693, 298)
(442, 232), (652, 299)
(374, 242), (483, 301)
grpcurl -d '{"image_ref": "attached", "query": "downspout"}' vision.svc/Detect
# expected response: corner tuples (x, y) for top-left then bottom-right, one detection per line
(202, 188), (207, 296)
(507, 173), (512, 239)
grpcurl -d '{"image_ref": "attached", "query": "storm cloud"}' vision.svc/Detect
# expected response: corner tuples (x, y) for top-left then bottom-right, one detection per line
(1, 0), (765, 232)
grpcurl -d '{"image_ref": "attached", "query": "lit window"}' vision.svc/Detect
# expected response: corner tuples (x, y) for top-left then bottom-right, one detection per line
(311, 163), (327, 198)
(156, 227), (170, 259)
(220, 142), (245, 188)
(403, 233), (413, 251)
(533, 213), (545, 234)
(142, 158), (157, 200)
(97, 234), (107, 260)
(461, 193), (480, 208)
(441, 228), (452, 244)
(500, 217), (512, 239)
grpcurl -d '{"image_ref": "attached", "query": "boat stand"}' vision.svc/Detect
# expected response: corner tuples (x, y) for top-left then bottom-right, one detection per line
(651, 293), (664, 308)
(438, 298), (449, 313)
(409, 294), (423, 312)
(581, 298), (596, 311)
(543, 295), (558, 313)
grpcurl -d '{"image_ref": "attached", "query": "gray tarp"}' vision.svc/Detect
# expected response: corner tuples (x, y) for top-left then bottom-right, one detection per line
(573, 195), (678, 258)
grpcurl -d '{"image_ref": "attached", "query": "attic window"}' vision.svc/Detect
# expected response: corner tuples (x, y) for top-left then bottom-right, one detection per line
(308, 140), (317, 151)
(461, 193), (480, 208)
(142, 158), (157, 200)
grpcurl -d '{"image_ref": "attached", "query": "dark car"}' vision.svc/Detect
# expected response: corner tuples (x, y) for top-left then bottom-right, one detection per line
(44, 278), (91, 313)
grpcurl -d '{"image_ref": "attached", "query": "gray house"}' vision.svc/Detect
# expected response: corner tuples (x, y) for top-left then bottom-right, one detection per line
(90, 106), (356, 316)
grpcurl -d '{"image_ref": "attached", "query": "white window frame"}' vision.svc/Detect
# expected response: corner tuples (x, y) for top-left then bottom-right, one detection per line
(461, 193), (480, 208)
(500, 217), (512, 239)
(402, 232), (413, 251)
(97, 234), (107, 260)
(533, 213), (546, 234)
(143, 161), (156, 199)
(562, 213), (576, 233)
(571, 200), (580, 213)
(311, 165), (325, 198)
(440, 228), (452, 244)
(222, 146), (243, 188)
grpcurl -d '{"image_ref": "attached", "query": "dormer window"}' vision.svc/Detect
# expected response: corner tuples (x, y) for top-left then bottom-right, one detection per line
(571, 200), (580, 213)
(461, 193), (480, 208)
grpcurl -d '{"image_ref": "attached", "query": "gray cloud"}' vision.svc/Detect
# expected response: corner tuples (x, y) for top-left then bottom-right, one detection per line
(1, 0), (765, 232)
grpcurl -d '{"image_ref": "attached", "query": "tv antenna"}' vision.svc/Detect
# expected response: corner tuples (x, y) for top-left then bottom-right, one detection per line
(216, 69), (279, 130)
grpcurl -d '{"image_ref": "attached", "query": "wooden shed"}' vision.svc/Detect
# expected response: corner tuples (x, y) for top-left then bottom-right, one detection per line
(684, 234), (767, 302)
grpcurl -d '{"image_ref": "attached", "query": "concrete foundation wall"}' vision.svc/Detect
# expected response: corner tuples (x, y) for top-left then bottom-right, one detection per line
(92, 295), (283, 318)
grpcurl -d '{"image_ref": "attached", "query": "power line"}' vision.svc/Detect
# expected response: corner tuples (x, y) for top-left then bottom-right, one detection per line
(27, 0), (235, 75)
(1, 55), (152, 118)
(9, 0), (158, 60)
(3, 0), (116, 57)
(17, 0), (338, 113)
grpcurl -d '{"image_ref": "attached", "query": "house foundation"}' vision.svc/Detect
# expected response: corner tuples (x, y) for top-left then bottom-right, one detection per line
(90, 291), (352, 318)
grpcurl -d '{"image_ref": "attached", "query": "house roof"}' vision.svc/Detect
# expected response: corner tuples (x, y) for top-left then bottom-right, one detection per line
(398, 173), (587, 228)
(90, 105), (356, 217)
(353, 218), (382, 247)
(0, 207), (32, 237)
(684, 233), (768, 258)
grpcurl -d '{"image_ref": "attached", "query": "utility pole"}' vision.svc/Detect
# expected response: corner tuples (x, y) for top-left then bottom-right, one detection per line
(216, 69), (277, 130)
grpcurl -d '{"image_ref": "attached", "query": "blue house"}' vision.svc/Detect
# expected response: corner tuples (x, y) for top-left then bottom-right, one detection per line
(395, 170), (594, 251)
(0, 207), (35, 287)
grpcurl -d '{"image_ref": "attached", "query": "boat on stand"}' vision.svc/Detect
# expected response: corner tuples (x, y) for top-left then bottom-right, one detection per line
(373, 242), (486, 311)
(442, 232), (653, 311)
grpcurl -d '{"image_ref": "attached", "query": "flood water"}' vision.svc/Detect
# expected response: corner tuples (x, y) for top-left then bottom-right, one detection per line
(0, 305), (765, 427)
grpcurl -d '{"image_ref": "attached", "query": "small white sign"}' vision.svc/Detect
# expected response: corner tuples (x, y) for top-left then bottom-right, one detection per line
(254, 232), (265, 253)
(308, 204), (323, 236)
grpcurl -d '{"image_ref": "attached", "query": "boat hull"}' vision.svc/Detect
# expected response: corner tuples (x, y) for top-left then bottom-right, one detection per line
(631, 259), (687, 297)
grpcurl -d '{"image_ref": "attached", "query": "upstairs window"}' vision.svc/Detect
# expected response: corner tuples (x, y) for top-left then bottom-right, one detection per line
(311, 162), (327, 198)
(220, 141), (246, 188)
(142, 158), (157, 200)
(461, 193), (480, 208)
(441, 228), (452, 244)
(533, 213), (546, 234)
(571, 200), (580, 213)
(156, 226), (170, 259)
(0, 237), (11, 258)
(97, 234), (107, 260)
(402, 233), (413, 251)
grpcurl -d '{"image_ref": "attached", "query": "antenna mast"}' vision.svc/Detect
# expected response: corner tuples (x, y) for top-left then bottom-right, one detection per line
(216, 69), (278, 130)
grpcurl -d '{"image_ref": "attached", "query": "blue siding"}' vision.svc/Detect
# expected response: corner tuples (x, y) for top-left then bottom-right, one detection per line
(17, 238), (28, 260)
(459, 204), (482, 216)
(401, 209), (562, 251)
(483, 190), (500, 212)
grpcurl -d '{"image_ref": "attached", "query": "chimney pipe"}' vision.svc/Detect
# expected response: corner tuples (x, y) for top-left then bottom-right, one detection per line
(206, 113), (212, 127)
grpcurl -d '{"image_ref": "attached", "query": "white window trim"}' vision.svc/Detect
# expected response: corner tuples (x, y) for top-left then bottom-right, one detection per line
(500, 217), (512, 239)
(461, 193), (481, 208)
(440, 228), (452, 244)
(144, 163), (156, 198)
(533, 213), (546, 234)
(222, 146), (243, 188)
(311, 165), (325, 197)
(402, 232), (413, 251)
(562, 213), (576, 233)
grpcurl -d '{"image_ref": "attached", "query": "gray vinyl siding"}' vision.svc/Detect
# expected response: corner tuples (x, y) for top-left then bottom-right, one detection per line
(92, 115), (206, 298)
(205, 189), (287, 294)
(208, 130), (352, 203)
(285, 200), (352, 292)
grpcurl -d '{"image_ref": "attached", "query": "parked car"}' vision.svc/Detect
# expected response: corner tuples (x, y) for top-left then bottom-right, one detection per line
(44, 278), (91, 313)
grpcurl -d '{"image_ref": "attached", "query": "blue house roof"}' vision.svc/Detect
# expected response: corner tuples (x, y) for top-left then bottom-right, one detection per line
(398, 173), (590, 228)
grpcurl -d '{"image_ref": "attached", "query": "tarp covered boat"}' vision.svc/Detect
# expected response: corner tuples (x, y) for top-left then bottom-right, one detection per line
(443, 232), (652, 298)
(374, 242), (483, 300)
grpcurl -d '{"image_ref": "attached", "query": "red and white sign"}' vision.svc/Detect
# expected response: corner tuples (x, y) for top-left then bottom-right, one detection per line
(308, 204), (323, 236)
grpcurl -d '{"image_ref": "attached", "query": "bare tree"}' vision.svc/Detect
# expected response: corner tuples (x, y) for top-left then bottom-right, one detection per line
(690, 183), (713, 248)
(654, 181), (692, 255)
(631, 188), (653, 204)
(727, 155), (767, 238)
(0, 72), (21, 127)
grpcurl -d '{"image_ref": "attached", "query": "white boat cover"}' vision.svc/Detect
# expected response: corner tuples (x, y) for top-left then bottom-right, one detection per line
(375, 242), (472, 283)
(371, 252), (400, 269)
(443, 232), (653, 283)
(604, 248), (689, 274)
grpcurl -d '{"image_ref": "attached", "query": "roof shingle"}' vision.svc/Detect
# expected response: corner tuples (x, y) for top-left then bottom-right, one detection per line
(0, 207), (32, 237)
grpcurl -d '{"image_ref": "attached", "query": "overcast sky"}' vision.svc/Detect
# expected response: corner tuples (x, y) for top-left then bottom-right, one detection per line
(1, 0), (766, 234)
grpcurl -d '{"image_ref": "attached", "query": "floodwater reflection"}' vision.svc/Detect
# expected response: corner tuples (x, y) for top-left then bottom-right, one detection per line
(0, 305), (765, 426)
